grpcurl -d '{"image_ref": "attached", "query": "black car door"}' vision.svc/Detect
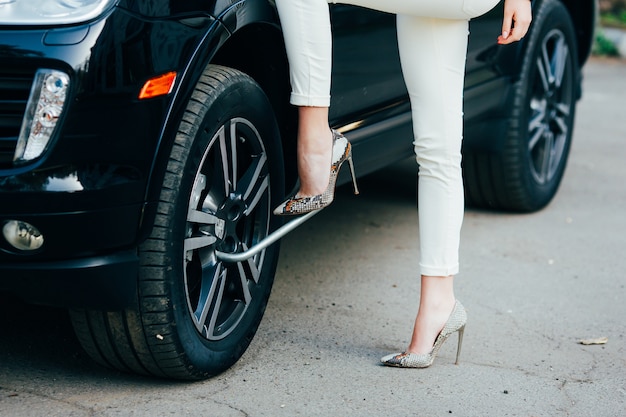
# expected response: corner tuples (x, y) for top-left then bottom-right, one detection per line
(329, 6), (405, 125)
(329, 3), (507, 123)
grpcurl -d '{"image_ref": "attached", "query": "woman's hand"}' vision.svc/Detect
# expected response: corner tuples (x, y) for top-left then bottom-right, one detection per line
(497, 0), (532, 44)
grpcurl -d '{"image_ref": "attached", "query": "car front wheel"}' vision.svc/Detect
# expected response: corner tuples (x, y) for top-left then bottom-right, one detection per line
(70, 65), (284, 379)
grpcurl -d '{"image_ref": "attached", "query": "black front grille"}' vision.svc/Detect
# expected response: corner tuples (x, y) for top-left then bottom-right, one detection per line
(0, 69), (35, 169)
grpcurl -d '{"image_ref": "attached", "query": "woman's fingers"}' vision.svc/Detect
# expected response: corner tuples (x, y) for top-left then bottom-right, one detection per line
(497, 0), (532, 45)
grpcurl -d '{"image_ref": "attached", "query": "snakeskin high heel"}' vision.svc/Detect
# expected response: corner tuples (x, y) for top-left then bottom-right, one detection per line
(273, 129), (359, 216)
(381, 300), (467, 368)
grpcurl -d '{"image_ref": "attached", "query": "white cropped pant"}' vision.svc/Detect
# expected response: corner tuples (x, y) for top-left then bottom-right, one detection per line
(275, 0), (500, 276)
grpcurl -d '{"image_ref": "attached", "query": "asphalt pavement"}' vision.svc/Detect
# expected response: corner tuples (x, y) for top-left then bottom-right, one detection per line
(0, 57), (625, 417)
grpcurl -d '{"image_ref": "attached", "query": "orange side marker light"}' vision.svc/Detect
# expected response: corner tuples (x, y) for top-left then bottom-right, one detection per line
(138, 71), (177, 99)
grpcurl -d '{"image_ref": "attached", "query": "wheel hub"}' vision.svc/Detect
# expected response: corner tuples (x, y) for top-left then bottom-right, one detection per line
(545, 91), (558, 124)
(214, 192), (246, 253)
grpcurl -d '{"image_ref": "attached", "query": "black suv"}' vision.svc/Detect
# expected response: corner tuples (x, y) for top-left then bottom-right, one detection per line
(0, 0), (596, 379)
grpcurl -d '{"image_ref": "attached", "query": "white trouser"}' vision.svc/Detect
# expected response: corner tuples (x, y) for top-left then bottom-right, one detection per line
(275, 0), (500, 276)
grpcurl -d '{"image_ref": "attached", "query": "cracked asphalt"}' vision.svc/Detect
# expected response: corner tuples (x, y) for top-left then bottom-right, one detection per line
(1, 57), (625, 417)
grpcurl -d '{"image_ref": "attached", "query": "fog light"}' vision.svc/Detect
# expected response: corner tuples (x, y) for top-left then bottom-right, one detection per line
(2, 220), (44, 251)
(14, 69), (70, 163)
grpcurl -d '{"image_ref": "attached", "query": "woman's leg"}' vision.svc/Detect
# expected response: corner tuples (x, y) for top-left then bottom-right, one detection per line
(395, 15), (469, 354)
(275, 0), (334, 197)
(397, 16), (468, 278)
(275, 0), (332, 107)
(296, 107), (334, 196)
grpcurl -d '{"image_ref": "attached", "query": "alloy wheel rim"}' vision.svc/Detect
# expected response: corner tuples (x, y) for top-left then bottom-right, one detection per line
(527, 28), (574, 185)
(183, 117), (271, 341)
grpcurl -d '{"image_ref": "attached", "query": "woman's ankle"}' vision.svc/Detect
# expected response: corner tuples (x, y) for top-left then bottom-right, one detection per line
(405, 275), (457, 354)
(419, 275), (456, 308)
(296, 118), (333, 196)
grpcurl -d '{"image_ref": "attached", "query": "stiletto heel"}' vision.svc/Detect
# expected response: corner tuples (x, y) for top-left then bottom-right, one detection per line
(381, 300), (467, 368)
(455, 325), (465, 365)
(347, 153), (359, 195)
(273, 130), (358, 215)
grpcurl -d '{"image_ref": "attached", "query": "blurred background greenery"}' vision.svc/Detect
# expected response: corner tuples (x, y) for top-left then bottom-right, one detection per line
(600, 0), (626, 27)
(595, 0), (626, 57)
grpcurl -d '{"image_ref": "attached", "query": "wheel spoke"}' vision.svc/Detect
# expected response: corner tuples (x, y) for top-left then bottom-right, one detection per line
(235, 154), (269, 216)
(184, 234), (217, 252)
(552, 38), (569, 89)
(554, 113), (569, 137)
(550, 134), (565, 176)
(187, 209), (219, 226)
(539, 132), (555, 182)
(218, 123), (238, 195)
(190, 174), (207, 212)
(191, 264), (225, 333)
(236, 262), (253, 305)
(555, 101), (571, 119)
(203, 267), (229, 338)
(238, 242), (261, 284)
(225, 118), (269, 215)
(528, 122), (548, 152)
(541, 45), (556, 89)
(536, 55), (551, 94)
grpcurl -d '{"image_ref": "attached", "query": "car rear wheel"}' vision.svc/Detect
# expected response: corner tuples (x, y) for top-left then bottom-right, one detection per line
(70, 65), (284, 379)
(464, 0), (579, 211)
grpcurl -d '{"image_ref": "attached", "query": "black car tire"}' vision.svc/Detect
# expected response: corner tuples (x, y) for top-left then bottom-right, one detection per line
(464, 0), (579, 212)
(70, 65), (285, 379)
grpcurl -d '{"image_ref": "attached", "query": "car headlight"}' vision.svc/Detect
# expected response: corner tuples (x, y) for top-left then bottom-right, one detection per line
(14, 69), (70, 163)
(0, 0), (117, 25)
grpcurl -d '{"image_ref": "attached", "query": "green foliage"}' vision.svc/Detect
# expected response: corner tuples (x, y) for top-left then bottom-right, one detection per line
(600, 11), (626, 28)
(593, 31), (620, 56)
